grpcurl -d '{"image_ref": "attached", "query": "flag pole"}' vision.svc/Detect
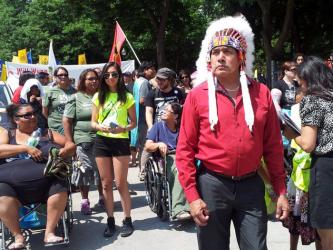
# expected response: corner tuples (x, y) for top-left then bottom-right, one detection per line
(116, 21), (141, 65)
(124, 37), (141, 65)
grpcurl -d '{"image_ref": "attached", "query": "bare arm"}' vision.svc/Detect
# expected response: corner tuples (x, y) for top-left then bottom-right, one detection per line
(145, 139), (167, 156)
(294, 125), (317, 153)
(42, 106), (49, 119)
(126, 104), (137, 131)
(145, 106), (154, 130)
(91, 104), (110, 133)
(62, 117), (74, 142)
(0, 129), (42, 160)
(51, 130), (76, 158)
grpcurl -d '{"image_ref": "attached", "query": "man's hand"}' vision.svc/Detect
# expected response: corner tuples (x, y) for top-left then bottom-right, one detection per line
(275, 194), (289, 220)
(190, 199), (209, 226)
(158, 142), (168, 156)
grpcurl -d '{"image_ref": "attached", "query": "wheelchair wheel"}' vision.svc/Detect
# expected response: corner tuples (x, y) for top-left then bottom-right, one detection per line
(144, 158), (160, 213)
(157, 177), (169, 221)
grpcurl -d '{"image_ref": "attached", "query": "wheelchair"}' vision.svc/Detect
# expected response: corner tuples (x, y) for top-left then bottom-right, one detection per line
(0, 178), (74, 250)
(144, 151), (177, 221)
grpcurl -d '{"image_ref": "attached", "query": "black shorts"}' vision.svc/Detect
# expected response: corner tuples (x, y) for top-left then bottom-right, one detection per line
(94, 135), (130, 157)
(0, 159), (68, 205)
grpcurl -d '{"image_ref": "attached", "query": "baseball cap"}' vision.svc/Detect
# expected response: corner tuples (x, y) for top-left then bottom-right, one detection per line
(156, 68), (176, 79)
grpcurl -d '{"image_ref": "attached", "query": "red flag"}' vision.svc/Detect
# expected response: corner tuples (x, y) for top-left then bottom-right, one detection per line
(109, 21), (126, 65)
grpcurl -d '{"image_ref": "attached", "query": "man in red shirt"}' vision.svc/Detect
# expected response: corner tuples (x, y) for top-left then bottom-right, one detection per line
(176, 14), (289, 250)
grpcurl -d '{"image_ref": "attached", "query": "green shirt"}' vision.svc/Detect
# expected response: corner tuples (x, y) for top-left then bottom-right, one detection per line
(92, 91), (135, 139)
(63, 92), (95, 144)
(42, 85), (76, 134)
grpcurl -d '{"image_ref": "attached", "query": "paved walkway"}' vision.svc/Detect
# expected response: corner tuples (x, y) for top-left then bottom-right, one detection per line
(15, 167), (315, 249)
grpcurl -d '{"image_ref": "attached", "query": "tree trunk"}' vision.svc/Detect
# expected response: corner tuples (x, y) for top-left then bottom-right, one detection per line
(147, 0), (170, 68)
(257, 0), (294, 88)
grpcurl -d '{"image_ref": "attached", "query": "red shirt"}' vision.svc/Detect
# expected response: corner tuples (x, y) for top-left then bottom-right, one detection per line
(12, 86), (23, 104)
(176, 80), (286, 203)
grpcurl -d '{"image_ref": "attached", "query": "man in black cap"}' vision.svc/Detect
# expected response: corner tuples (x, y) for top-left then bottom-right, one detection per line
(145, 67), (185, 130)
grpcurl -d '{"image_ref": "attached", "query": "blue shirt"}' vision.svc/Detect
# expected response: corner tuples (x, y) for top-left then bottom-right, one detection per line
(147, 121), (178, 150)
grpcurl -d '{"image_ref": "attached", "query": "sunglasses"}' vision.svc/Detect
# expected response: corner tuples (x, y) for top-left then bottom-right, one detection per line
(289, 68), (296, 72)
(181, 76), (189, 79)
(56, 74), (69, 78)
(86, 77), (98, 81)
(15, 111), (36, 119)
(103, 72), (119, 79)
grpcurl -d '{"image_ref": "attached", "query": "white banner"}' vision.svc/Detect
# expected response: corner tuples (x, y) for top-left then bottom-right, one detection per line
(5, 60), (135, 92)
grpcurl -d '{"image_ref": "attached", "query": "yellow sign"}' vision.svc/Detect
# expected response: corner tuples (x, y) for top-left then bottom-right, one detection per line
(18, 49), (28, 63)
(39, 55), (49, 65)
(12, 56), (20, 63)
(78, 53), (87, 65)
(1, 64), (7, 81)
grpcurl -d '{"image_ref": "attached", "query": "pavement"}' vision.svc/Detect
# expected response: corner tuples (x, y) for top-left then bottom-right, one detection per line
(7, 167), (315, 250)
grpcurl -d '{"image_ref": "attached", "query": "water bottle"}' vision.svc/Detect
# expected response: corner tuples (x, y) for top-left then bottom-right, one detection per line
(24, 128), (41, 159)
(27, 128), (41, 147)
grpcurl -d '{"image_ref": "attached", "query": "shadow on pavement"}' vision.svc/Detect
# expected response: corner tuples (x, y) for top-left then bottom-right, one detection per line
(133, 216), (196, 233)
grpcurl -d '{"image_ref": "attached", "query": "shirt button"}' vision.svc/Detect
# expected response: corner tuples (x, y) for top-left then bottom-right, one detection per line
(239, 138), (242, 142)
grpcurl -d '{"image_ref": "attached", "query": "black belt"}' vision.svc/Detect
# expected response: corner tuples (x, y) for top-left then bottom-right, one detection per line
(204, 168), (257, 181)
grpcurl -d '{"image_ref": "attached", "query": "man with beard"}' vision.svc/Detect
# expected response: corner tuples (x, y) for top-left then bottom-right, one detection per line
(145, 68), (185, 130)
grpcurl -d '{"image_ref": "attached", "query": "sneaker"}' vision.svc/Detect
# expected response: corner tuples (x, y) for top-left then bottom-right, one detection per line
(175, 211), (192, 221)
(93, 198), (105, 210)
(103, 217), (116, 238)
(80, 200), (92, 215)
(120, 217), (134, 237)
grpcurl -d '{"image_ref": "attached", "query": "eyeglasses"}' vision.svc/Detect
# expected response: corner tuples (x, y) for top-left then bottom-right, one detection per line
(56, 74), (69, 78)
(181, 76), (189, 79)
(86, 77), (98, 81)
(15, 111), (36, 119)
(103, 72), (119, 79)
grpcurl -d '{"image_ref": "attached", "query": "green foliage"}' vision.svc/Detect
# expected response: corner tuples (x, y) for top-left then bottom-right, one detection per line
(0, 0), (332, 72)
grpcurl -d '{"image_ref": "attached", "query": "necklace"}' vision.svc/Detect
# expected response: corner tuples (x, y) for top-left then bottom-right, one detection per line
(224, 85), (240, 92)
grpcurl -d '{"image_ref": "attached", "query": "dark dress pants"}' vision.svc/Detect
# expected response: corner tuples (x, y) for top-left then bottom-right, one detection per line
(197, 170), (268, 250)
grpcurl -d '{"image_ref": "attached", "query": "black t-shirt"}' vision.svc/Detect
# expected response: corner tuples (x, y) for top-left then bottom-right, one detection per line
(273, 79), (299, 110)
(145, 87), (185, 123)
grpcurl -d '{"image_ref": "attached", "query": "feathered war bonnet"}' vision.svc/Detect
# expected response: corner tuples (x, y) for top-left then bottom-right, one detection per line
(195, 14), (255, 132)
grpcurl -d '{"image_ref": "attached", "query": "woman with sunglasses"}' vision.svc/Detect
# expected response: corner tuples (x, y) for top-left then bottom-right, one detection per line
(42, 67), (76, 134)
(178, 69), (192, 96)
(63, 69), (104, 215)
(271, 61), (299, 112)
(91, 62), (136, 238)
(271, 61), (299, 149)
(0, 103), (75, 249)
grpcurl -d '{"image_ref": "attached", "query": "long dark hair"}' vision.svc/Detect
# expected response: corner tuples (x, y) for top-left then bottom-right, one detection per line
(77, 69), (98, 93)
(297, 56), (333, 101)
(98, 62), (127, 105)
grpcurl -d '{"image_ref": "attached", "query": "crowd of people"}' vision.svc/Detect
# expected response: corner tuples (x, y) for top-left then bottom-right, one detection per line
(1, 13), (333, 250)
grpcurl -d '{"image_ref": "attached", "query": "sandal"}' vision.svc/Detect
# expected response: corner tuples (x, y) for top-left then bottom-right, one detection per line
(8, 242), (26, 250)
(44, 235), (64, 247)
(9, 234), (26, 250)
